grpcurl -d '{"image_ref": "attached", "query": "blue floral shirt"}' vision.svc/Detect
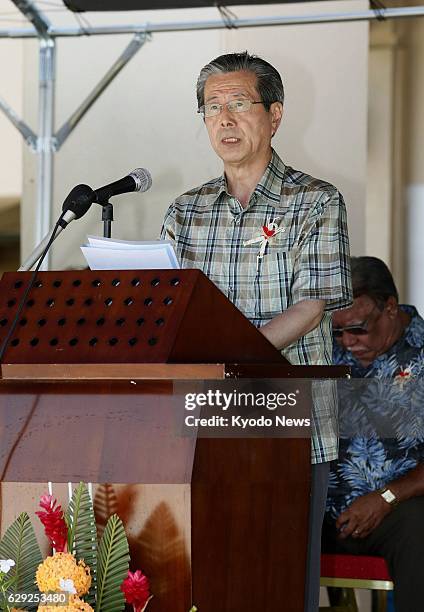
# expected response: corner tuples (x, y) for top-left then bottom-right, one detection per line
(326, 305), (424, 519)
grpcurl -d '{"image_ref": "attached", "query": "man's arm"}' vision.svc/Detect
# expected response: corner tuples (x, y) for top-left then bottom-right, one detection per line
(259, 299), (325, 350)
(336, 463), (424, 539)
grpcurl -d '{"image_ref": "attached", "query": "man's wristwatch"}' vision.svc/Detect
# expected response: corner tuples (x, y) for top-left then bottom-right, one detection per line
(379, 487), (399, 507)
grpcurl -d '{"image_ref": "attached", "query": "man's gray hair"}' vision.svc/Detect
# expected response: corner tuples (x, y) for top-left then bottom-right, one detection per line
(196, 51), (284, 111)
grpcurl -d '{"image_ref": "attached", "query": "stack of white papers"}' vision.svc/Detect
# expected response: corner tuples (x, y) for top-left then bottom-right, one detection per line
(81, 235), (180, 270)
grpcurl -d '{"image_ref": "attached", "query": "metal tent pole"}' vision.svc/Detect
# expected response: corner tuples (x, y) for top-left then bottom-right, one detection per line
(12, 0), (54, 269)
(0, 8), (147, 269)
(36, 37), (56, 269)
(1, 5), (424, 39)
(0, 95), (37, 148)
(55, 32), (148, 150)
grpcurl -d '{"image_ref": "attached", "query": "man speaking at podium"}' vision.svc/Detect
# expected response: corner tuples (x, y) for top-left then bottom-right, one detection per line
(161, 52), (352, 611)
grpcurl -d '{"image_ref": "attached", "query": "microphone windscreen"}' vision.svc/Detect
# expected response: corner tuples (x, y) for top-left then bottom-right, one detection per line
(62, 184), (94, 218)
(130, 168), (153, 193)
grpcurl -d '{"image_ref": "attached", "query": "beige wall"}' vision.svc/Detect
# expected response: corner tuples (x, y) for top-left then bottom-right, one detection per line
(366, 14), (424, 308)
(406, 16), (424, 185)
(366, 21), (407, 296)
(404, 16), (424, 310)
(20, 0), (368, 268)
(0, 0), (23, 202)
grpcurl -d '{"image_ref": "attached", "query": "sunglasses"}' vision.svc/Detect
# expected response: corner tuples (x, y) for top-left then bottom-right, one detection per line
(332, 324), (370, 338)
(333, 305), (382, 338)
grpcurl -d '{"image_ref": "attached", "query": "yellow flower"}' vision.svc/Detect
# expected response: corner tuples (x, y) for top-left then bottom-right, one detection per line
(38, 595), (93, 611)
(36, 553), (91, 596)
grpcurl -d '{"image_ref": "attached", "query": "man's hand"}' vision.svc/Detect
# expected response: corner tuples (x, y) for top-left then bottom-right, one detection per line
(336, 492), (392, 539)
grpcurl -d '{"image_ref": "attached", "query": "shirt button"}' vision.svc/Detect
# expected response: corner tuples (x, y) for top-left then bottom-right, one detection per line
(233, 217), (240, 225)
(228, 286), (234, 296)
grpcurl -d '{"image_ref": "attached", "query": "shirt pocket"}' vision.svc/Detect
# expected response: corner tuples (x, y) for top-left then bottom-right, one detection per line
(254, 249), (296, 319)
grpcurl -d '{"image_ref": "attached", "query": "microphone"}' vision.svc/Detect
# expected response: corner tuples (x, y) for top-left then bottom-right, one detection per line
(19, 184), (94, 271)
(18, 168), (152, 271)
(62, 183), (94, 220)
(93, 168), (152, 203)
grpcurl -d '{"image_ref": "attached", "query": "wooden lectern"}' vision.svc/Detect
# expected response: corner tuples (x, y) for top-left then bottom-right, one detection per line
(0, 270), (346, 612)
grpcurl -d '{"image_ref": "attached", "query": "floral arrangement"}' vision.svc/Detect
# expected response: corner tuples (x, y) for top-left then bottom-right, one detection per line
(0, 483), (184, 612)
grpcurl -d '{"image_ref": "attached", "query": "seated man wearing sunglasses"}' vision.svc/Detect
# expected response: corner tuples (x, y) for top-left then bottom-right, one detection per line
(322, 256), (424, 612)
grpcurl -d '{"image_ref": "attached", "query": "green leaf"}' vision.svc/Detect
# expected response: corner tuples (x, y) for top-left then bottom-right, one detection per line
(0, 512), (42, 610)
(65, 482), (98, 607)
(95, 514), (129, 612)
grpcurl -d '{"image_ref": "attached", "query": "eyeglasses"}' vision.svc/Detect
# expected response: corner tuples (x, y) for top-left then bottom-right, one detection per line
(333, 305), (382, 338)
(197, 99), (265, 118)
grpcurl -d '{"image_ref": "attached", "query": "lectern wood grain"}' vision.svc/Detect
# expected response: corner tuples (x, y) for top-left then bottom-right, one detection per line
(192, 438), (310, 611)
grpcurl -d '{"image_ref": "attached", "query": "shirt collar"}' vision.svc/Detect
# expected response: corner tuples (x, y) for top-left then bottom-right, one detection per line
(402, 305), (424, 347)
(254, 148), (287, 207)
(199, 149), (287, 211)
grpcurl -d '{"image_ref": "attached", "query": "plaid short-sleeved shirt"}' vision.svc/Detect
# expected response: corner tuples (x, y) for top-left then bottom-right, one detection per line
(161, 150), (353, 463)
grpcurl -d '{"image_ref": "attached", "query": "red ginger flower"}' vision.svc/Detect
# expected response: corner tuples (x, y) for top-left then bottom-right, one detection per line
(36, 494), (68, 552)
(121, 570), (152, 612)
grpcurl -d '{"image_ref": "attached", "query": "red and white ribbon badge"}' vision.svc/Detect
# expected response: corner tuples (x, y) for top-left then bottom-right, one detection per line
(394, 366), (413, 387)
(243, 218), (285, 270)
